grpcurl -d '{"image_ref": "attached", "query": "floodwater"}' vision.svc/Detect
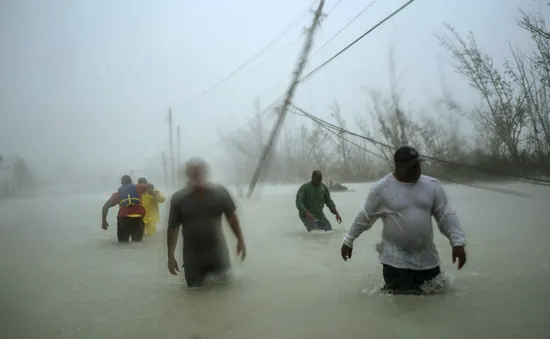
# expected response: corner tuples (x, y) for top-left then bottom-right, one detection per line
(1, 181), (550, 339)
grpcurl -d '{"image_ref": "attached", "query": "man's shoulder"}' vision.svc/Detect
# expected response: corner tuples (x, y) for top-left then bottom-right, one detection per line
(299, 182), (311, 190)
(171, 187), (191, 202)
(209, 183), (232, 198)
(418, 175), (442, 188)
(371, 173), (394, 190)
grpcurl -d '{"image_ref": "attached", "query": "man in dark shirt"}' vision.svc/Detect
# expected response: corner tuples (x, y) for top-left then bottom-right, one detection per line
(296, 170), (342, 232)
(167, 157), (246, 288)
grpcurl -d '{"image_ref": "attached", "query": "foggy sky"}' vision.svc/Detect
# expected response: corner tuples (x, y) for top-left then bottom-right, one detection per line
(0, 0), (545, 182)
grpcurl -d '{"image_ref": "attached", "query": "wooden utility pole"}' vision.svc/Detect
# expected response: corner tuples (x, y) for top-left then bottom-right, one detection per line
(168, 107), (175, 189)
(246, 0), (325, 198)
(176, 125), (181, 188)
(162, 152), (168, 189)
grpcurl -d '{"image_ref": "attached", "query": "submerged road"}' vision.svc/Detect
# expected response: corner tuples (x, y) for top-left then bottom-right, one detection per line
(1, 182), (550, 339)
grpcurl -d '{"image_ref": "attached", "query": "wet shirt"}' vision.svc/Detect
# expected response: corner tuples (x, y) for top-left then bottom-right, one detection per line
(296, 182), (336, 222)
(168, 184), (236, 266)
(344, 174), (466, 270)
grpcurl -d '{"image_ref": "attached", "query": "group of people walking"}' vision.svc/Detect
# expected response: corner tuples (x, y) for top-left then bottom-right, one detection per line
(101, 176), (165, 242)
(101, 146), (467, 295)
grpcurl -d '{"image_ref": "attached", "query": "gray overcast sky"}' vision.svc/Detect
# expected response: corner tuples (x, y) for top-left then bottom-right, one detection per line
(0, 0), (546, 181)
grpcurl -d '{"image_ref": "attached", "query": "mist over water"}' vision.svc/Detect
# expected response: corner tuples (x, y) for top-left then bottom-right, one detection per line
(1, 181), (549, 339)
(1, 0), (550, 338)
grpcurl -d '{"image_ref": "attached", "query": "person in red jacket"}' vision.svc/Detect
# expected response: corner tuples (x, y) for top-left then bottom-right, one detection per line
(101, 175), (150, 242)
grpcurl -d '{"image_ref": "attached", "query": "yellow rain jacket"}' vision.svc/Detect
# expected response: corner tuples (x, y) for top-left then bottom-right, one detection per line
(141, 189), (166, 224)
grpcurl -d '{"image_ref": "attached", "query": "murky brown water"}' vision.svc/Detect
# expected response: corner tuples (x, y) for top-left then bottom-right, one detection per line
(1, 182), (550, 339)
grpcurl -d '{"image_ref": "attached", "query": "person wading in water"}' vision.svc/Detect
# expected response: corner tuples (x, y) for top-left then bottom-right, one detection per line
(137, 177), (166, 236)
(341, 146), (467, 295)
(296, 170), (342, 232)
(167, 157), (246, 287)
(101, 175), (150, 242)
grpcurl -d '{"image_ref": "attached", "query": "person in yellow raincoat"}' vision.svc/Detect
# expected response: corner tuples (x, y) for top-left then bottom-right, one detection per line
(138, 178), (166, 236)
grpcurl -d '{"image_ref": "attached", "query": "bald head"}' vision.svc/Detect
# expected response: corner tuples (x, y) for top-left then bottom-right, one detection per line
(311, 170), (322, 186)
(185, 157), (209, 188)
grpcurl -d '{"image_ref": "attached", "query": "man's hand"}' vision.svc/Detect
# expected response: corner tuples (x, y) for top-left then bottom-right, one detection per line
(452, 246), (466, 270)
(237, 239), (247, 261)
(101, 220), (109, 230)
(341, 243), (352, 261)
(335, 214), (342, 224)
(168, 257), (180, 275)
(305, 211), (316, 222)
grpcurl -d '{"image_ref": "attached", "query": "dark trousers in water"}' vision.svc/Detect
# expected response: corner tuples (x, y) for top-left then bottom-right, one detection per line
(183, 259), (230, 288)
(301, 218), (332, 232)
(117, 216), (145, 243)
(381, 264), (441, 295)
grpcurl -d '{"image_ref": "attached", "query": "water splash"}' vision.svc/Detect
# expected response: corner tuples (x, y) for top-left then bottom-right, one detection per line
(309, 230), (332, 235)
(206, 269), (236, 285)
(361, 272), (456, 295)
(420, 272), (455, 294)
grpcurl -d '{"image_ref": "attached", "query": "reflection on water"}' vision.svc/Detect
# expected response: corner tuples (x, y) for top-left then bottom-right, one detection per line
(0, 182), (549, 339)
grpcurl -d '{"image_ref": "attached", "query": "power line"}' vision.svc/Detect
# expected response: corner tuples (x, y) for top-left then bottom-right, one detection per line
(189, 0), (410, 164)
(194, 96), (284, 155)
(326, 0), (345, 15)
(181, 0), (319, 108)
(311, 0), (380, 58)
(300, 0), (416, 83)
(290, 103), (550, 186)
(295, 107), (533, 197)
(244, 33), (305, 77)
(226, 0), (413, 146)
(290, 105), (387, 161)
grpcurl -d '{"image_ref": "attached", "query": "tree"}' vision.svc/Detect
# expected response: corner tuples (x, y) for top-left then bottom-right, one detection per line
(436, 7), (550, 176)
(329, 101), (354, 180)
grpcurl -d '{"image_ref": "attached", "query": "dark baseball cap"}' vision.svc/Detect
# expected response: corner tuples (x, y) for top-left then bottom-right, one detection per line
(394, 146), (423, 166)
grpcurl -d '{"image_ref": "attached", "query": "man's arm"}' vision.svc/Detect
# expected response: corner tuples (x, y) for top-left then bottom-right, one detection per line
(136, 183), (149, 195)
(167, 194), (183, 259)
(295, 184), (308, 214)
(343, 188), (381, 248)
(101, 193), (119, 222)
(220, 187), (244, 242)
(432, 182), (466, 247)
(323, 185), (339, 215)
(156, 190), (166, 203)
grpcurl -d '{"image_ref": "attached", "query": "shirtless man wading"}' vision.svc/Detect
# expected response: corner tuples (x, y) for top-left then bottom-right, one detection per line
(167, 157), (246, 287)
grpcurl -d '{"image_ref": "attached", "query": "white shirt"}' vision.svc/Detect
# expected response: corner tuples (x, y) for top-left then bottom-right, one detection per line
(343, 174), (466, 270)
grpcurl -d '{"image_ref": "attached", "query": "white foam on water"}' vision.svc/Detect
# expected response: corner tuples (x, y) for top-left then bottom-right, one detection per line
(420, 272), (456, 294)
(309, 230), (332, 235)
(206, 269), (237, 285)
(360, 272), (456, 295)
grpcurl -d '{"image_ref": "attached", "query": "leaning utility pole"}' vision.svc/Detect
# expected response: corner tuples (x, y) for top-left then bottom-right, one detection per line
(246, 0), (325, 198)
(176, 125), (181, 188)
(168, 107), (175, 189)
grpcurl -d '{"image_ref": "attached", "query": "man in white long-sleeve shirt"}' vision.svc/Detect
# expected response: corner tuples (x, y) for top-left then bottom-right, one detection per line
(341, 146), (467, 295)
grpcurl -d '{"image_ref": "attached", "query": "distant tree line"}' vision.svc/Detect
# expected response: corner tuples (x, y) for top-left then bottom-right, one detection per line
(223, 8), (550, 185)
